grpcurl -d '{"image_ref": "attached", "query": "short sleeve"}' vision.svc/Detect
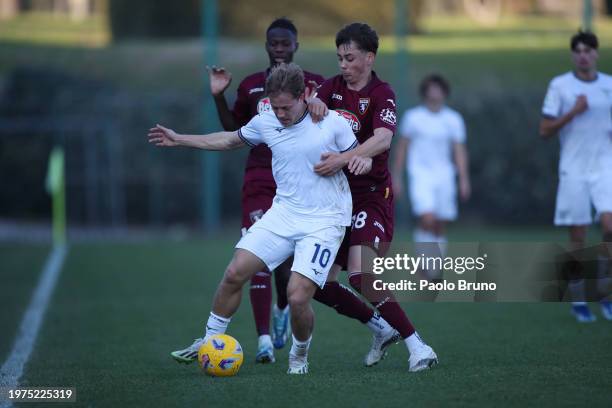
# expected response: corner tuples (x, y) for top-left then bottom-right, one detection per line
(316, 79), (334, 105)
(399, 110), (416, 139)
(238, 114), (264, 147)
(542, 81), (561, 118)
(233, 80), (252, 127)
(372, 85), (398, 133)
(449, 112), (467, 143)
(332, 111), (358, 152)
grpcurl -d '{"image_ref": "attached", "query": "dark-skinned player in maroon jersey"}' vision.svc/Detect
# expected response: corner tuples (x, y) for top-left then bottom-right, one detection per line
(307, 23), (438, 372)
(171, 18), (409, 368)
(205, 18), (323, 363)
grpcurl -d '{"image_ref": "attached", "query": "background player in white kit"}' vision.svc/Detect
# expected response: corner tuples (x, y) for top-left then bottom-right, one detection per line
(540, 31), (612, 322)
(394, 74), (470, 265)
(148, 63), (372, 374)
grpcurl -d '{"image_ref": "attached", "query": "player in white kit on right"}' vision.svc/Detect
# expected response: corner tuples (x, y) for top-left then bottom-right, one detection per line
(540, 31), (612, 322)
(149, 63), (372, 374)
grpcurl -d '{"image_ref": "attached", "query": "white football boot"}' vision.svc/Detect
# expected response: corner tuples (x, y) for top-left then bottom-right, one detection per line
(408, 342), (439, 372)
(287, 353), (309, 375)
(255, 335), (275, 364)
(364, 329), (401, 367)
(170, 337), (206, 364)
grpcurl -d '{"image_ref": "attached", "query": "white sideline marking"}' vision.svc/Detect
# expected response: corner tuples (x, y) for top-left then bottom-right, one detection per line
(0, 246), (68, 407)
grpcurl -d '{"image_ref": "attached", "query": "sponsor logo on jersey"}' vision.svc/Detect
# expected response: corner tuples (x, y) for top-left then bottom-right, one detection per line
(249, 209), (264, 224)
(358, 98), (370, 115)
(332, 93), (343, 101)
(249, 87), (264, 95)
(379, 108), (397, 126)
(374, 220), (385, 233)
(386, 98), (396, 107)
(336, 109), (361, 133)
(257, 97), (271, 113)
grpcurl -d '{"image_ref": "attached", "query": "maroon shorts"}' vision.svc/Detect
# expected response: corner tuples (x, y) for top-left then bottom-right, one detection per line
(241, 169), (276, 231)
(334, 186), (394, 270)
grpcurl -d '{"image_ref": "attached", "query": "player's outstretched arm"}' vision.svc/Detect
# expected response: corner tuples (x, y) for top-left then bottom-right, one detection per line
(207, 65), (239, 131)
(148, 124), (245, 151)
(539, 95), (588, 139)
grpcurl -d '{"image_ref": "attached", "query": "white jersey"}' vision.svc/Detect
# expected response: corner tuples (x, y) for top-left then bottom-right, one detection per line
(399, 105), (466, 178)
(238, 109), (356, 228)
(542, 71), (612, 178)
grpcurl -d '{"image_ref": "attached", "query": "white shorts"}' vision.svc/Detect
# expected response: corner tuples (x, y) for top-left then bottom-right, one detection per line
(235, 206), (346, 288)
(409, 173), (457, 221)
(554, 175), (612, 226)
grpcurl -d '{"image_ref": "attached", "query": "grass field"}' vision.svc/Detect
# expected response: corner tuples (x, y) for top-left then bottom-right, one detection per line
(2, 226), (611, 407)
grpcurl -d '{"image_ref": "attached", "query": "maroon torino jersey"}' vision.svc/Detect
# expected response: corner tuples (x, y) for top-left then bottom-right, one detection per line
(316, 72), (397, 192)
(232, 70), (326, 180)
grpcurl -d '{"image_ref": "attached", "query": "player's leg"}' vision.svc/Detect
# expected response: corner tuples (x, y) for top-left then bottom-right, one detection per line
(312, 236), (400, 367)
(242, 197), (276, 362)
(555, 176), (595, 322)
(592, 175), (612, 319)
(171, 249), (265, 363)
(286, 272), (317, 374)
(286, 225), (345, 374)
(346, 196), (437, 372)
(346, 244), (437, 371)
(271, 257), (292, 349)
(249, 270), (275, 362)
(411, 175), (445, 281)
(597, 212), (612, 319)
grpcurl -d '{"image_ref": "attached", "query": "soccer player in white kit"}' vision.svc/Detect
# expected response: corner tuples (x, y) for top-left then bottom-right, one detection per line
(148, 63), (373, 374)
(393, 74), (471, 264)
(540, 31), (612, 322)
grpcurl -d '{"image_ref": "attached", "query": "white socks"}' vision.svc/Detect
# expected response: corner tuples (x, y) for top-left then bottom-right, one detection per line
(366, 312), (393, 335)
(404, 331), (426, 354)
(290, 334), (311, 358)
(205, 312), (231, 338)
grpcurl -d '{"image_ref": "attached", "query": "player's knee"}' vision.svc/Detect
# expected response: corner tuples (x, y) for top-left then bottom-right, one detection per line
(419, 214), (437, 232)
(223, 262), (247, 287)
(287, 290), (309, 309)
(287, 282), (312, 309)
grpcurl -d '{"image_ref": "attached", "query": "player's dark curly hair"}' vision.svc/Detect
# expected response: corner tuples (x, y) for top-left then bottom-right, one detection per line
(419, 74), (450, 98)
(335, 23), (379, 54)
(267, 17), (297, 36)
(265, 63), (305, 98)
(571, 30), (598, 50)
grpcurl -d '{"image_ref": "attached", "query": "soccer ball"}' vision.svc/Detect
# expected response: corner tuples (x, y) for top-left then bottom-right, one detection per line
(198, 334), (244, 377)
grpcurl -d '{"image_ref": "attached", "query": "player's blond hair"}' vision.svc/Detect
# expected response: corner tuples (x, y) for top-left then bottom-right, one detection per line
(265, 63), (305, 99)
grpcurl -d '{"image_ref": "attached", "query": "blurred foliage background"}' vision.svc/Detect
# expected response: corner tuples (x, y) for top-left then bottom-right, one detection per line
(1, 0), (611, 231)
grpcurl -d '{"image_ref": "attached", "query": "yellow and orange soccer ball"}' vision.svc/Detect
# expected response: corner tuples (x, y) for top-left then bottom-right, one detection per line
(198, 334), (244, 377)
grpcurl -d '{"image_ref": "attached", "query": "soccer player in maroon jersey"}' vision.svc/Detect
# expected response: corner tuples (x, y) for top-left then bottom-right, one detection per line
(308, 23), (438, 371)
